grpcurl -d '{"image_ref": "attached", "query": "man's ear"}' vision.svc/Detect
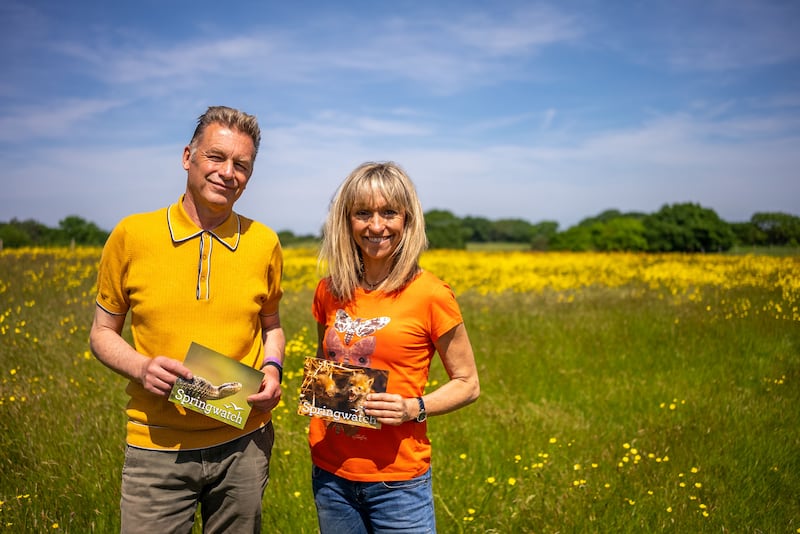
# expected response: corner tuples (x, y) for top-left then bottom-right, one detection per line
(182, 145), (192, 170)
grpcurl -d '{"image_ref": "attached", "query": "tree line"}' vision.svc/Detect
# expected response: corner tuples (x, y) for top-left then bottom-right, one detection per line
(2, 203), (799, 252)
(0, 216), (109, 249)
(425, 203), (800, 252)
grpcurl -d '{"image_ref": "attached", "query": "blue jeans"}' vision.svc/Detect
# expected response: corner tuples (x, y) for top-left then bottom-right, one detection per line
(312, 465), (436, 534)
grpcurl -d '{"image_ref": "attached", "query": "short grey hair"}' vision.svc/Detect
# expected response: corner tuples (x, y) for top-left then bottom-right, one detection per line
(189, 105), (261, 160)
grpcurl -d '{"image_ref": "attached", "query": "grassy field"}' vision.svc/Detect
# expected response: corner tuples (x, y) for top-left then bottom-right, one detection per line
(1, 247), (798, 533)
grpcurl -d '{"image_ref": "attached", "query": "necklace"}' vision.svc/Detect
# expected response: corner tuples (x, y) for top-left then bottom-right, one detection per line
(362, 274), (388, 290)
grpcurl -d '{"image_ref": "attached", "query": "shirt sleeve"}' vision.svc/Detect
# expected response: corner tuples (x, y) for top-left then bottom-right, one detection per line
(261, 238), (284, 316)
(311, 278), (330, 324)
(95, 220), (131, 315)
(428, 279), (463, 342)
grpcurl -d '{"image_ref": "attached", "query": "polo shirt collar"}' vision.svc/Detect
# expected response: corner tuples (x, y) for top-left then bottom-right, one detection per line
(167, 196), (241, 251)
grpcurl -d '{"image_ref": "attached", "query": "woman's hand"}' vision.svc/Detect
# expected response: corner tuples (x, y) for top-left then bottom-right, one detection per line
(364, 392), (416, 426)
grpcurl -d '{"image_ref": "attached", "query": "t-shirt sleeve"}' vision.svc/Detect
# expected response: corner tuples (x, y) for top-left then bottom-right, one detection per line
(95, 221), (131, 315)
(428, 280), (463, 342)
(261, 238), (284, 316)
(311, 279), (329, 324)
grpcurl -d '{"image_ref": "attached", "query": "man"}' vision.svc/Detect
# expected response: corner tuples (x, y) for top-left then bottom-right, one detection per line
(90, 106), (285, 533)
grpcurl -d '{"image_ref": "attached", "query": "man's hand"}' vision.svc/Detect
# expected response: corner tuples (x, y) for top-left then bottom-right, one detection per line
(247, 367), (282, 413)
(139, 356), (192, 397)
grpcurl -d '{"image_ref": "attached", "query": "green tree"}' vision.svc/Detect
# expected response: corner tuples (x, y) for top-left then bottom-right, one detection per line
(750, 212), (800, 246)
(730, 222), (765, 246)
(550, 210), (647, 252)
(425, 209), (469, 249)
(58, 215), (109, 246)
(643, 203), (735, 252)
(595, 217), (648, 251)
(0, 223), (33, 248)
(549, 224), (595, 251)
(0, 218), (57, 247)
(462, 216), (492, 243)
(530, 220), (559, 250)
(489, 218), (534, 243)
(277, 229), (320, 247)
(579, 209), (624, 226)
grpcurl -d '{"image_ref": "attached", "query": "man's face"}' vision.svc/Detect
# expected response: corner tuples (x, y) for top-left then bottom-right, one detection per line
(182, 123), (255, 216)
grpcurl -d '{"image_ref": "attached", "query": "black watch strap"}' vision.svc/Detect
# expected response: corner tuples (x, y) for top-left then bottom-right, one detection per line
(415, 397), (427, 422)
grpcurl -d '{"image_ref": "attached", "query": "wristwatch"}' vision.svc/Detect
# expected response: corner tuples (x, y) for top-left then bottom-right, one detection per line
(415, 397), (427, 422)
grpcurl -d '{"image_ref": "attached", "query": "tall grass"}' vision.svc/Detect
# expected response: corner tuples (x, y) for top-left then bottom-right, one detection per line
(1, 248), (798, 533)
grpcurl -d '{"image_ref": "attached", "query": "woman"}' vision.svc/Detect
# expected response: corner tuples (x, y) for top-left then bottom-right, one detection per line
(310, 161), (480, 533)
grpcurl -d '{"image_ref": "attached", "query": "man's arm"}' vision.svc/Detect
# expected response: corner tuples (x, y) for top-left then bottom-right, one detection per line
(89, 305), (190, 397)
(247, 312), (285, 412)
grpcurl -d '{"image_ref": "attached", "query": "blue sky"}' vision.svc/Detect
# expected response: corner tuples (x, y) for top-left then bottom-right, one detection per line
(2, 0), (798, 235)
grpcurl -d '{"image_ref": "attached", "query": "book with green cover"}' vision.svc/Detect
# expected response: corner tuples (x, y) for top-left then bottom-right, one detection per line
(298, 357), (389, 429)
(168, 342), (264, 430)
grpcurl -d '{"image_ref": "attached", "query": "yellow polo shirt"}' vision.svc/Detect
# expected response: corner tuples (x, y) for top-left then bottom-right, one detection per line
(96, 197), (283, 450)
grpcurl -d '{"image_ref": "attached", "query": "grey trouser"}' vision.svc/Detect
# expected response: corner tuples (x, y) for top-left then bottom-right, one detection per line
(120, 422), (274, 534)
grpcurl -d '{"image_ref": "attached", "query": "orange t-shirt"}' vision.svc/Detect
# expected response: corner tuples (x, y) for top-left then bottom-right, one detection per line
(310, 270), (463, 481)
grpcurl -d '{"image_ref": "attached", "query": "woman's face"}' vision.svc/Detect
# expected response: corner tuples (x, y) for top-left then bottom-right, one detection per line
(350, 192), (406, 262)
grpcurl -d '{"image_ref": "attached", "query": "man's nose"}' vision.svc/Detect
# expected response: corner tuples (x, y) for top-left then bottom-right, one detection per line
(218, 159), (235, 179)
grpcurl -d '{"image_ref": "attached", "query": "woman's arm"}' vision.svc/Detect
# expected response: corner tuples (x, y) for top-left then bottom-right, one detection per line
(365, 322), (480, 425)
(421, 322), (481, 416)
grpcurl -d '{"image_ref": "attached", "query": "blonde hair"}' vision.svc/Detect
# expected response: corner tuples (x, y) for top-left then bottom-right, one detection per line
(318, 162), (428, 302)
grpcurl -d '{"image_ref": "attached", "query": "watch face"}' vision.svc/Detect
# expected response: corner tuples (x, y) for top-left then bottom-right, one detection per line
(416, 412), (427, 422)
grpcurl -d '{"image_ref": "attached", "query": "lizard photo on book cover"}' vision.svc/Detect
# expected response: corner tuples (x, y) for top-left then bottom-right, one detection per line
(298, 357), (389, 429)
(168, 342), (265, 430)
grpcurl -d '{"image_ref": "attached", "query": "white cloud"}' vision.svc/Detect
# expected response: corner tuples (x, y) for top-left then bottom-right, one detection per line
(1, 1), (798, 235)
(0, 99), (123, 141)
